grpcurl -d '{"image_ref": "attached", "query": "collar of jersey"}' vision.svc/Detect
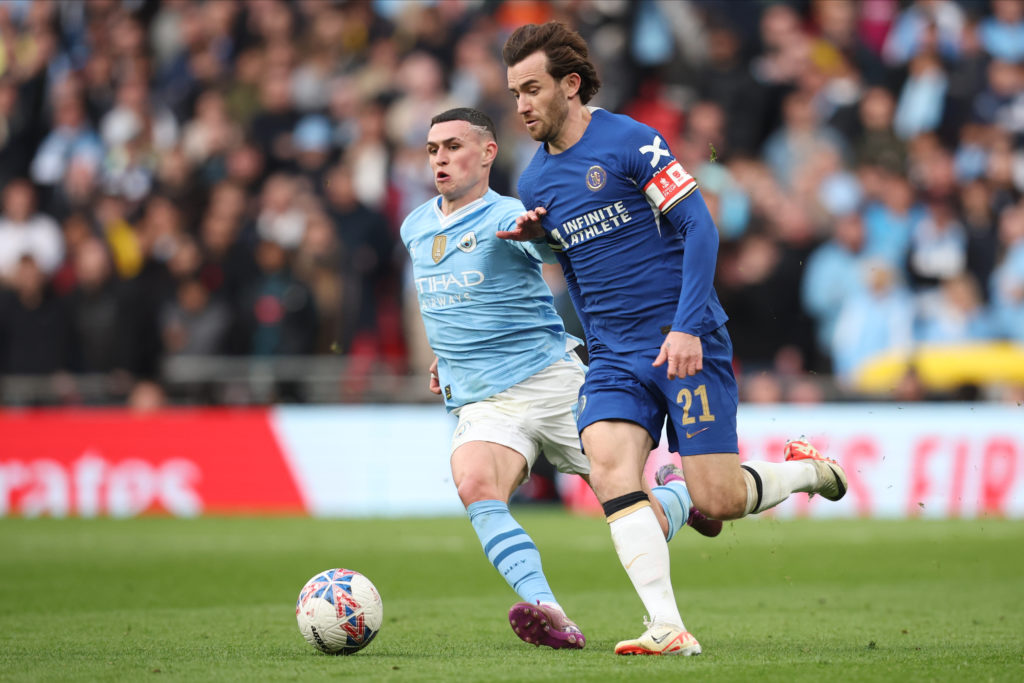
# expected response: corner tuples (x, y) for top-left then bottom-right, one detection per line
(541, 106), (605, 158)
(432, 191), (492, 228)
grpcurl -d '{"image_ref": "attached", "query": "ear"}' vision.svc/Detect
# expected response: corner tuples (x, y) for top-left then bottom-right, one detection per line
(481, 139), (498, 165)
(561, 72), (582, 100)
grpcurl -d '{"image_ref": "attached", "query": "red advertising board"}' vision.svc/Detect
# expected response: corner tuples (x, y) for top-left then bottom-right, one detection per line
(0, 409), (305, 517)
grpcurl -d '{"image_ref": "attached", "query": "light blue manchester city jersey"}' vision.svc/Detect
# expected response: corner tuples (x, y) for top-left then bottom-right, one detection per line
(401, 189), (570, 410)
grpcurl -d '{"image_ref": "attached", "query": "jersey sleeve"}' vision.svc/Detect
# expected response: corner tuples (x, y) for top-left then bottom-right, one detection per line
(620, 120), (718, 336)
(619, 122), (698, 215)
(665, 189), (719, 334)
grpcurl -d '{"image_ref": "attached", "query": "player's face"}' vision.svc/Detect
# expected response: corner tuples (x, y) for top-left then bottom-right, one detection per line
(425, 120), (495, 208)
(507, 50), (569, 144)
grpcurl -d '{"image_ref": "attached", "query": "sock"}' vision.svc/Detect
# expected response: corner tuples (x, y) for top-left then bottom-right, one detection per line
(650, 480), (692, 542)
(741, 461), (819, 515)
(606, 496), (684, 629)
(467, 500), (557, 607)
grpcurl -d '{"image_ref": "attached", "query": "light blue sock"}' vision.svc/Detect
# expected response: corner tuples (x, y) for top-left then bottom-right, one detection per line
(467, 500), (556, 605)
(651, 480), (693, 542)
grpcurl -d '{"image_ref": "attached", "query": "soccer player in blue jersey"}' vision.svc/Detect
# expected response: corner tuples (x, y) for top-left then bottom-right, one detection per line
(501, 22), (849, 656)
(403, 107), (718, 651)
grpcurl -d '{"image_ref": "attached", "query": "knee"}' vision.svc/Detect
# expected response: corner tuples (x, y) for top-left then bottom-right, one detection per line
(689, 485), (746, 521)
(456, 473), (503, 507)
(587, 463), (636, 503)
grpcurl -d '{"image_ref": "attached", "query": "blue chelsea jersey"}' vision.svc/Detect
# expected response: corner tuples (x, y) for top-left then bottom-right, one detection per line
(400, 189), (570, 410)
(518, 109), (728, 353)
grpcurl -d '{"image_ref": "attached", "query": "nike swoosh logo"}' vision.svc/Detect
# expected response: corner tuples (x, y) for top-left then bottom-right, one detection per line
(624, 553), (647, 570)
(686, 427), (709, 439)
(651, 631), (673, 644)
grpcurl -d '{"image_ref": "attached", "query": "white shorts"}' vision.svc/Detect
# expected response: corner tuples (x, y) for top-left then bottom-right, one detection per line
(451, 355), (590, 478)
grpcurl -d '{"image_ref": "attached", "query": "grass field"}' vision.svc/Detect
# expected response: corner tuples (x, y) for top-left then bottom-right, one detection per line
(1, 512), (1022, 682)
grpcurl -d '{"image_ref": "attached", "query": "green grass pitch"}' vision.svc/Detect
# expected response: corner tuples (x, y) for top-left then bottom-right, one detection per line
(1, 512), (1022, 682)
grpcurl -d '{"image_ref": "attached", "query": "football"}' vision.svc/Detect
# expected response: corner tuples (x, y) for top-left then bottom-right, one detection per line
(295, 568), (383, 655)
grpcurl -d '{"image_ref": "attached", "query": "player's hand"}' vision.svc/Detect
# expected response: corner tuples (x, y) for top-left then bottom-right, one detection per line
(428, 356), (441, 395)
(653, 330), (703, 380)
(496, 207), (547, 241)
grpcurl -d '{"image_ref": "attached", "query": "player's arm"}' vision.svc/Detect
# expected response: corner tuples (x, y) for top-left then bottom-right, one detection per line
(653, 188), (719, 379)
(628, 126), (715, 379)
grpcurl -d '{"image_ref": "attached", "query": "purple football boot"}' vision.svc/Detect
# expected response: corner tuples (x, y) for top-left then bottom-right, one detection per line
(508, 602), (585, 649)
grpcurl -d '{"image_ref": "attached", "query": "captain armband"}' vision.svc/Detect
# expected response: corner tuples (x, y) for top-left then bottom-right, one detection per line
(642, 160), (697, 213)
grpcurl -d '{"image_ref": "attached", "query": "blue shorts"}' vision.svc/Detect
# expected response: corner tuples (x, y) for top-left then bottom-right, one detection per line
(577, 325), (739, 456)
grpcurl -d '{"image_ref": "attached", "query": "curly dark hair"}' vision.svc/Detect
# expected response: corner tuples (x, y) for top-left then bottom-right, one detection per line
(502, 21), (601, 105)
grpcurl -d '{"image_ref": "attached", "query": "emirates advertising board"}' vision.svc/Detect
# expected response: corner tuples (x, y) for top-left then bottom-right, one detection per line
(0, 404), (1021, 519)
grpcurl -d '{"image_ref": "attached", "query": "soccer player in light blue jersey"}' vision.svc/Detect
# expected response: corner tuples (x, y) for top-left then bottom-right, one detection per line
(501, 22), (850, 656)
(402, 108), (720, 651)
(400, 107), (591, 651)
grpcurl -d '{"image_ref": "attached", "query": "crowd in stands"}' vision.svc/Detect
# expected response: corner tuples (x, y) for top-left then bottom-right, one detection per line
(0, 0), (1022, 406)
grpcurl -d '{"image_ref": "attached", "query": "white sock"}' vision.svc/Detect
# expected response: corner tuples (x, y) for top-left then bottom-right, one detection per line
(608, 503), (684, 628)
(742, 460), (818, 515)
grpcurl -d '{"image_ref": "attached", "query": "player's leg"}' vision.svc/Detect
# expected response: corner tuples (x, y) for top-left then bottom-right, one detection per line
(583, 420), (701, 656)
(671, 327), (847, 519)
(650, 464), (722, 538)
(576, 347), (700, 654)
(679, 444), (847, 519)
(497, 356), (589, 649)
(577, 419), (696, 655)
(451, 393), (584, 649)
(451, 440), (561, 611)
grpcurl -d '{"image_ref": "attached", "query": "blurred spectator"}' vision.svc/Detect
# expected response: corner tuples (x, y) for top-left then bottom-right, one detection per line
(256, 173), (307, 250)
(861, 173), (924, 266)
(322, 164), (394, 354)
(160, 275), (231, 356)
(718, 231), (806, 370)
(971, 59), (1024, 138)
(30, 83), (102, 190)
(249, 67), (299, 175)
(762, 89), (847, 189)
(989, 203), (1024, 341)
(893, 51), (948, 140)
(810, 0), (887, 87)
(291, 114), (335, 192)
(181, 88), (241, 171)
(64, 236), (133, 373)
(0, 179), (63, 283)
(0, 75), (44, 190)
(855, 86), (905, 172)
(742, 372), (784, 403)
(385, 51), (458, 150)
(881, 0), (965, 66)
(907, 197), (967, 289)
(696, 20), (763, 155)
(0, 255), (72, 375)
(802, 212), (869, 364)
(127, 378), (168, 412)
(832, 259), (915, 383)
(292, 208), (345, 354)
(915, 272), (996, 343)
(978, 0), (1024, 64)
(959, 179), (1000, 298)
(236, 238), (316, 357)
